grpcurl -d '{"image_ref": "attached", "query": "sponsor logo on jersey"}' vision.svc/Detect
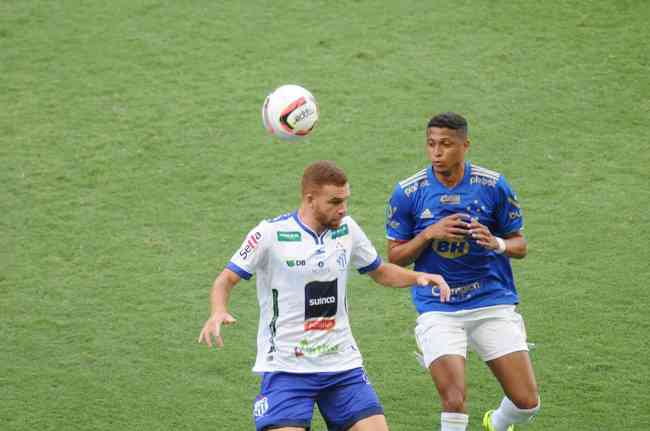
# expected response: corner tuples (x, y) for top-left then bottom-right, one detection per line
(420, 208), (434, 219)
(448, 281), (481, 302)
(293, 339), (339, 357)
(253, 396), (269, 418)
(386, 205), (397, 221)
(286, 259), (307, 267)
(239, 231), (262, 260)
(304, 280), (337, 331)
(431, 239), (470, 258)
(470, 175), (497, 187)
(309, 296), (335, 306)
(440, 194), (461, 204)
(277, 231), (301, 242)
(331, 224), (349, 239)
(403, 182), (419, 197)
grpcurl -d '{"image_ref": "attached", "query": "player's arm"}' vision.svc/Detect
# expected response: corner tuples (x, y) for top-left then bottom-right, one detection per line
(387, 237), (429, 267)
(387, 213), (471, 266)
(197, 268), (240, 348)
(367, 262), (451, 302)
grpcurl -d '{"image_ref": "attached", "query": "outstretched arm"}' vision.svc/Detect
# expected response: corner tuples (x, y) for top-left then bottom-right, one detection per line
(367, 262), (451, 302)
(197, 268), (241, 348)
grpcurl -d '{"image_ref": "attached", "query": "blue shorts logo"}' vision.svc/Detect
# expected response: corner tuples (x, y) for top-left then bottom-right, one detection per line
(253, 396), (269, 418)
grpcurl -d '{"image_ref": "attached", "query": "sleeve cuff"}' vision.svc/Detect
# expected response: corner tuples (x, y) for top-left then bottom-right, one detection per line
(226, 262), (252, 280)
(358, 255), (382, 274)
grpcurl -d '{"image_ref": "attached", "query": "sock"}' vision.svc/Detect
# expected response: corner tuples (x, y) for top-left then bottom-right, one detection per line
(441, 412), (468, 431)
(491, 397), (540, 430)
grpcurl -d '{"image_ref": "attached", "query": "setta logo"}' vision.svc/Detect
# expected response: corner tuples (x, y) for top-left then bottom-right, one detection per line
(239, 231), (262, 260)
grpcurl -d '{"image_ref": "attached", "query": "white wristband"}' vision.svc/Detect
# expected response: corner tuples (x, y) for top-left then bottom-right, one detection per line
(494, 237), (507, 254)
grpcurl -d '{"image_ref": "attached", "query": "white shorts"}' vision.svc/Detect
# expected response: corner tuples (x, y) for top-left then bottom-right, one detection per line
(415, 305), (528, 368)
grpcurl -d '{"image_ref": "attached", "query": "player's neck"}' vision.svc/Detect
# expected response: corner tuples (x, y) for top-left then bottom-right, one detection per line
(297, 207), (327, 235)
(434, 162), (465, 188)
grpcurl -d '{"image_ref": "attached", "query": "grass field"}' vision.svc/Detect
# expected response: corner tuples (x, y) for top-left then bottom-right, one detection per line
(2, 1), (650, 430)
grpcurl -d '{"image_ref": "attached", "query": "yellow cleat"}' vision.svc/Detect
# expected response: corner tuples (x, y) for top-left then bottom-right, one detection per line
(482, 410), (514, 431)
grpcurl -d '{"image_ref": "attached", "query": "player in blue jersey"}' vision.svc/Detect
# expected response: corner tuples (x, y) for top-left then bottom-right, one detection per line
(385, 113), (540, 431)
(199, 160), (451, 431)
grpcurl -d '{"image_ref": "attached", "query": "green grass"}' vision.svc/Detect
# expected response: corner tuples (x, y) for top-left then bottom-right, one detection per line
(2, 0), (649, 429)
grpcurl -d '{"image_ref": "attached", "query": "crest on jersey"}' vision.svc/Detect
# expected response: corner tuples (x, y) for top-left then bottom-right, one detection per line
(336, 250), (347, 270)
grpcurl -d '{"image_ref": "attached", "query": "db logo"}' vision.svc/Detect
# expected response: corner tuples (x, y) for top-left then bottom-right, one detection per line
(431, 240), (470, 259)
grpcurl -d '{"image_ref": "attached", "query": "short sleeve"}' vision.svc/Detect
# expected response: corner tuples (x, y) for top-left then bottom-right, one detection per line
(385, 183), (415, 241)
(346, 217), (382, 274)
(493, 176), (524, 236)
(227, 221), (269, 280)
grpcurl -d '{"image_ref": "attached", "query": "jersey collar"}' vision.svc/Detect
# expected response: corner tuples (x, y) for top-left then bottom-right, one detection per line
(292, 210), (328, 245)
(427, 161), (471, 191)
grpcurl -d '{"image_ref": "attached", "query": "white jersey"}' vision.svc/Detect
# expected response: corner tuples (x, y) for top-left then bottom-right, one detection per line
(227, 211), (382, 373)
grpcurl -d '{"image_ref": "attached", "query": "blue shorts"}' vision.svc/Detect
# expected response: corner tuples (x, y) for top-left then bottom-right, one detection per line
(252, 367), (384, 431)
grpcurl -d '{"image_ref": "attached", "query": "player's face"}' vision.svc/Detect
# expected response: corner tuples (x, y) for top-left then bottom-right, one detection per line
(426, 127), (469, 176)
(312, 183), (350, 229)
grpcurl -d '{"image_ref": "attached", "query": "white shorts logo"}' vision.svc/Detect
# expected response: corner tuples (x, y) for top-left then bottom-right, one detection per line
(253, 396), (269, 418)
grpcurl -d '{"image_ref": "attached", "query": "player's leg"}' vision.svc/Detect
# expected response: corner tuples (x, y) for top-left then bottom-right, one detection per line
(253, 372), (315, 431)
(484, 351), (539, 431)
(416, 311), (470, 431)
(468, 306), (540, 431)
(316, 368), (387, 431)
(430, 356), (469, 430)
(348, 414), (389, 431)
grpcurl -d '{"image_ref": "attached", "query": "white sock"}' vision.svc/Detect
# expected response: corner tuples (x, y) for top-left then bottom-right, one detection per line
(441, 412), (468, 431)
(491, 397), (540, 430)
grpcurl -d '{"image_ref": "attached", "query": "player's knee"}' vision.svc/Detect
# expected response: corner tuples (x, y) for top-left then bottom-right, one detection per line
(440, 386), (466, 412)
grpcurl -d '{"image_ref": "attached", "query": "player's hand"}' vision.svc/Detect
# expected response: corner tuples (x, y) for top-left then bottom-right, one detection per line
(422, 213), (471, 241)
(415, 273), (451, 302)
(198, 311), (237, 348)
(468, 219), (499, 250)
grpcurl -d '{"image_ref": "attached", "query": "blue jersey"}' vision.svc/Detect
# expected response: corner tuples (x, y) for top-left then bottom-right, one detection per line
(386, 162), (523, 313)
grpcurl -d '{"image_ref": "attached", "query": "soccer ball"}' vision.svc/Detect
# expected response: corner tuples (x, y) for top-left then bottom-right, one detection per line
(262, 84), (319, 140)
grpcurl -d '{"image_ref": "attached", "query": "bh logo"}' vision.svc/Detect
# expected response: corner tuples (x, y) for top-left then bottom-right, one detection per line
(431, 240), (470, 259)
(253, 396), (269, 418)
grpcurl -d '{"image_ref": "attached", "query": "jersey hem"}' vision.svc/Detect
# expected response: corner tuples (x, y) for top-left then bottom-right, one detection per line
(416, 298), (518, 314)
(252, 363), (364, 374)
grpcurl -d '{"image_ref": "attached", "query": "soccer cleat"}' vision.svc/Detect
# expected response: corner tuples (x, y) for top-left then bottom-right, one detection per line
(482, 410), (514, 431)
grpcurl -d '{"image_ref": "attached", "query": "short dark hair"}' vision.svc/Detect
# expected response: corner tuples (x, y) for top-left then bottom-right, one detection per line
(427, 112), (468, 135)
(301, 160), (348, 195)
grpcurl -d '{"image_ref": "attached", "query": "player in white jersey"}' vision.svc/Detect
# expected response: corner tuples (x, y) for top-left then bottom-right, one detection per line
(199, 160), (450, 431)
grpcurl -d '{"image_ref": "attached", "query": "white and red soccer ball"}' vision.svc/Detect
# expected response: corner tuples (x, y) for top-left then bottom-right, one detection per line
(262, 84), (319, 140)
